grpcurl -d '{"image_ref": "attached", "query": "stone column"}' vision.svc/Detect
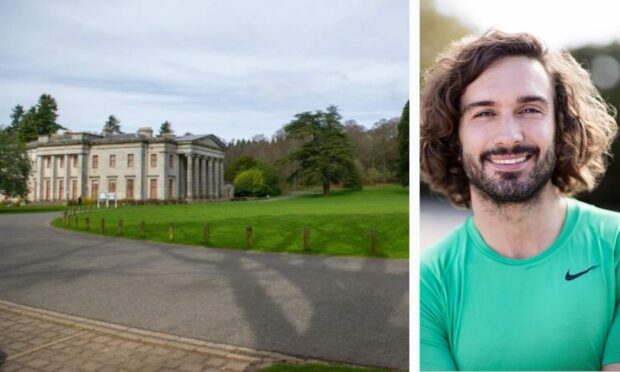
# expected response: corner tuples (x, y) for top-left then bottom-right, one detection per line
(64, 154), (70, 200)
(194, 156), (200, 199)
(51, 156), (57, 201)
(207, 157), (214, 198)
(77, 154), (85, 199)
(201, 156), (207, 199)
(212, 158), (219, 199)
(159, 152), (168, 201)
(187, 154), (194, 200)
(219, 159), (224, 199)
(38, 155), (44, 201)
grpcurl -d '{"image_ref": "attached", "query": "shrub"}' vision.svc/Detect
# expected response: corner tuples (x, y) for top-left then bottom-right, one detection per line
(234, 168), (266, 196)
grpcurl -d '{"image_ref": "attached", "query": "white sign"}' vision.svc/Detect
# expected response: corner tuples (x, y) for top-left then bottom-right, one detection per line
(98, 193), (107, 200)
(108, 193), (116, 200)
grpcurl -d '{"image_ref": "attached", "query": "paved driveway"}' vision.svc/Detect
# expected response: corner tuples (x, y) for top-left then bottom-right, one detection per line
(0, 213), (408, 369)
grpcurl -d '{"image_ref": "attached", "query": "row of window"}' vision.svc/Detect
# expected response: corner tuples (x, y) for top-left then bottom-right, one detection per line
(40, 178), (174, 200)
(91, 154), (175, 169)
(44, 155), (78, 169)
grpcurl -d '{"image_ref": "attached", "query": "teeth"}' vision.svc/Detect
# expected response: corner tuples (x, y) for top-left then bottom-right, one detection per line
(491, 156), (527, 165)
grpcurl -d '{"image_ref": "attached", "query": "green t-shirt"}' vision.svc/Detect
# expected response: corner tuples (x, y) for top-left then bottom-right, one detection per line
(420, 198), (620, 370)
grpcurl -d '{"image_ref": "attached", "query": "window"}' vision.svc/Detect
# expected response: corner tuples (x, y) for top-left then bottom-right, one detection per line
(91, 180), (99, 200)
(169, 154), (174, 169)
(127, 154), (134, 168)
(109, 154), (116, 168)
(71, 179), (77, 200)
(149, 179), (157, 199)
(92, 155), (99, 168)
(59, 157), (64, 169)
(150, 154), (157, 168)
(73, 155), (78, 168)
(126, 179), (134, 199)
(108, 179), (116, 193)
(58, 180), (64, 200)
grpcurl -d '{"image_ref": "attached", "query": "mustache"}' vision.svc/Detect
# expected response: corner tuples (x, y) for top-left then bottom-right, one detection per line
(479, 144), (540, 161)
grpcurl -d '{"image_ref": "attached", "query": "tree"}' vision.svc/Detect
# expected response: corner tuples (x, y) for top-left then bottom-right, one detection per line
(8, 105), (24, 133)
(158, 121), (174, 137)
(224, 155), (258, 182)
(0, 128), (32, 199)
(283, 105), (361, 195)
(15, 94), (64, 143)
(397, 101), (409, 186)
(103, 115), (121, 133)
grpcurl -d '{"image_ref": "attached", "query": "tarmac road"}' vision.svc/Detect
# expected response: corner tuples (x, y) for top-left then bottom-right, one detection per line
(0, 212), (408, 369)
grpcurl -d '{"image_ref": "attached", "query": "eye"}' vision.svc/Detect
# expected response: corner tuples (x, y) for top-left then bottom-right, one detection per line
(473, 110), (494, 119)
(520, 107), (542, 114)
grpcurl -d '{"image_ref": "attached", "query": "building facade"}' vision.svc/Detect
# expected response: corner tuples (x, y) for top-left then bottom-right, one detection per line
(26, 127), (227, 202)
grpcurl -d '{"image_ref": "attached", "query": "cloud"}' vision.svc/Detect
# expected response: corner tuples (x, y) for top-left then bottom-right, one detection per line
(0, 0), (408, 141)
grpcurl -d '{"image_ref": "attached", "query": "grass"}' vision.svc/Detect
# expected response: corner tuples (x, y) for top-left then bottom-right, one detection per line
(260, 363), (392, 372)
(51, 184), (409, 258)
(0, 205), (69, 214)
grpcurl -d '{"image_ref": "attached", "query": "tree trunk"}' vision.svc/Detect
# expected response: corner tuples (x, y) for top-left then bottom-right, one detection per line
(323, 182), (331, 195)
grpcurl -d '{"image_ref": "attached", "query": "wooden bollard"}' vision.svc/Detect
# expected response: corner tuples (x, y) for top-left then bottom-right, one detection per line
(140, 221), (145, 238)
(204, 224), (210, 245)
(370, 229), (377, 256)
(169, 223), (174, 240)
(246, 225), (253, 248)
(63, 211), (68, 225)
(118, 219), (123, 235)
(99, 218), (105, 233)
(85, 217), (90, 231)
(303, 227), (310, 251)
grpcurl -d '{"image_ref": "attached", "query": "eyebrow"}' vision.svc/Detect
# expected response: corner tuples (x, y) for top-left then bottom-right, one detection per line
(461, 95), (549, 114)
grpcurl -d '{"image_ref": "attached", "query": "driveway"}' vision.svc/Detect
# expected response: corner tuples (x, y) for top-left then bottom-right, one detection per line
(0, 213), (408, 369)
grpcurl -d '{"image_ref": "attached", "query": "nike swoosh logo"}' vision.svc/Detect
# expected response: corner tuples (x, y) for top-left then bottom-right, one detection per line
(565, 265), (599, 281)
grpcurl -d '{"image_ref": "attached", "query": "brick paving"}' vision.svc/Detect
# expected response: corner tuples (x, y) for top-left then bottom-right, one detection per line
(0, 300), (320, 371)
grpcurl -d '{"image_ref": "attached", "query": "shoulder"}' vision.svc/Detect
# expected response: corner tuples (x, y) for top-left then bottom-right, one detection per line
(570, 199), (620, 236)
(421, 220), (470, 281)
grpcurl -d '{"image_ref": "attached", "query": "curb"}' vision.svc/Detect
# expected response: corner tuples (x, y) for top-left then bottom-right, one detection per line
(0, 299), (314, 367)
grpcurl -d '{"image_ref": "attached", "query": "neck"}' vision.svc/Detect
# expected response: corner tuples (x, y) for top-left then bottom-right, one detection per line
(470, 183), (567, 259)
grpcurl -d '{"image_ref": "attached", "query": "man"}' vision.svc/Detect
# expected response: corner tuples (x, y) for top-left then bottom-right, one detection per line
(420, 31), (620, 370)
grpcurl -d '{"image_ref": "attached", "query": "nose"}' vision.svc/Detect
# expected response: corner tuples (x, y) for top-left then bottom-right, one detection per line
(494, 114), (524, 148)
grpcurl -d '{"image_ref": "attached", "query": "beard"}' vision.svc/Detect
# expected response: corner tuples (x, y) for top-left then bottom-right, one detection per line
(462, 143), (556, 205)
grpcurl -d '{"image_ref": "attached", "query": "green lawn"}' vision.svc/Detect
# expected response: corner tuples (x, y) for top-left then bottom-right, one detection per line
(0, 205), (69, 214)
(51, 185), (409, 258)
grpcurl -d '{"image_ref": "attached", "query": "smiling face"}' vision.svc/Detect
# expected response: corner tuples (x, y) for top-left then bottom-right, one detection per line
(458, 56), (557, 204)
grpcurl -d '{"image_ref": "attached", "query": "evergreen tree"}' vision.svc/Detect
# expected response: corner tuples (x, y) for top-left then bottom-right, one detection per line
(158, 121), (174, 137)
(103, 115), (121, 133)
(8, 105), (24, 133)
(283, 105), (361, 195)
(397, 101), (409, 186)
(16, 94), (64, 143)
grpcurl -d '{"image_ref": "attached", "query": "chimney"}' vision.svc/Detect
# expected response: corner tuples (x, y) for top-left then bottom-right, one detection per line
(137, 127), (153, 138)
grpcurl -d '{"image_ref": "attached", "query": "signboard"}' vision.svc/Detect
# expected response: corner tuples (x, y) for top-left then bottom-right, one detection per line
(108, 193), (116, 200)
(98, 192), (107, 200)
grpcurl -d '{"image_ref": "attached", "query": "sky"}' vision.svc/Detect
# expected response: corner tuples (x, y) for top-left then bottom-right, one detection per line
(0, 0), (408, 142)
(435, 0), (620, 50)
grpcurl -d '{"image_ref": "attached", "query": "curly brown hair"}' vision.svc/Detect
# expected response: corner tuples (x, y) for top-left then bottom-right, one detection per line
(421, 30), (618, 208)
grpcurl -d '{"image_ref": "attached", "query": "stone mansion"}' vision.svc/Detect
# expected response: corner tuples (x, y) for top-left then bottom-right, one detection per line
(25, 127), (228, 202)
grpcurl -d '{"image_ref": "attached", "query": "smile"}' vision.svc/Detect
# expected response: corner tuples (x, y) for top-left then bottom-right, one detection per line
(490, 156), (528, 165)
